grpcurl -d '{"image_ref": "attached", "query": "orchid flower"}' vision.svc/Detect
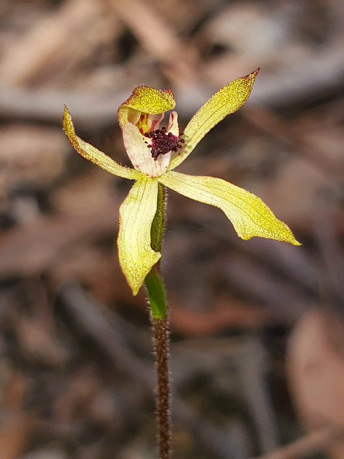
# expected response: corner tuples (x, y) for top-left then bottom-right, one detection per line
(63, 69), (300, 296)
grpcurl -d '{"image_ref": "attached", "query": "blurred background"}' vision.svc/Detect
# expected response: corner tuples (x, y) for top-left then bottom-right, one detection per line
(0, 0), (344, 458)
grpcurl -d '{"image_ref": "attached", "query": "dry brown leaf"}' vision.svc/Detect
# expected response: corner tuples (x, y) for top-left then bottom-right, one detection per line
(0, 415), (32, 459)
(0, 374), (33, 459)
(287, 309), (344, 459)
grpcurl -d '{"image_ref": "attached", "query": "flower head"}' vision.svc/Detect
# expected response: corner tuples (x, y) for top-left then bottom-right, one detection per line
(118, 86), (182, 177)
(63, 69), (300, 295)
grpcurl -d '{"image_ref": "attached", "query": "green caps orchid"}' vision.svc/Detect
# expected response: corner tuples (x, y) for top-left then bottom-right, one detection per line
(63, 69), (300, 296)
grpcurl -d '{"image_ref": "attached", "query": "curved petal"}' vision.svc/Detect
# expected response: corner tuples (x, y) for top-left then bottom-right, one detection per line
(123, 123), (171, 178)
(159, 171), (300, 245)
(118, 178), (161, 295)
(118, 86), (175, 129)
(169, 69), (259, 170)
(63, 106), (140, 180)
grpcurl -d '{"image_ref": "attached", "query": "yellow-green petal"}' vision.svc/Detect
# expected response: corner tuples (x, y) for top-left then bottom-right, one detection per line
(118, 86), (176, 129)
(63, 106), (140, 180)
(118, 178), (161, 295)
(169, 69), (259, 170)
(159, 171), (301, 246)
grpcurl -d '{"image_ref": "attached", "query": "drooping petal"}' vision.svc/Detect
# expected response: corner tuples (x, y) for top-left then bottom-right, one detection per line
(63, 106), (140, 180)
(118, 178), (161, 295)
(118, 86), (176, 129)
(169, 69), (259, 170)
(159, 171), (301, 245)
(122, 123), (171, 178)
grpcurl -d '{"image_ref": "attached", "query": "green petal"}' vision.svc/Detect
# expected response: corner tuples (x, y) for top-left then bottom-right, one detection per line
(159, 171), (301, 245)
(169, 69), (259, 170)
(118, 86), (175, 129)
(118, 178), (161, 295)
(63, 106), (140, 180)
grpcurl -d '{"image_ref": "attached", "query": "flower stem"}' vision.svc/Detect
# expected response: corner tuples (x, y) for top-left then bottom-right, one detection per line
(145, 183), (171, 458)
(152, 317), (171, 458)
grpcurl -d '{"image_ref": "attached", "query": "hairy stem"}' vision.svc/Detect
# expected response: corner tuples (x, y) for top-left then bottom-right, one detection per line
(145, 183), (171, 458)
(152, 317), (171, 459)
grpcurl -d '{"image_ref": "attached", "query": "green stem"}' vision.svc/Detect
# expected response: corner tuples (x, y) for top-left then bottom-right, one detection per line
(145, 182), (168, 320)
(145, 183), (171, 458)
(145, 269), (167, 320)
(150, 181), (166, 254)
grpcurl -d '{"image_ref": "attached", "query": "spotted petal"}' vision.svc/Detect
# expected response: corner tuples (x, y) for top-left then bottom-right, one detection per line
(118, 178), (161, 295)
(170, 69), (259, 169)
(118, 86), (175, 130)
(63, 106), (140, 180)
(122, 123), (171, 178)
(159, 171), (300, 245)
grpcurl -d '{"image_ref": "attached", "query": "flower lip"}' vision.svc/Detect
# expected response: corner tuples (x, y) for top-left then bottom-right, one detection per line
(145, 127), (185, 161)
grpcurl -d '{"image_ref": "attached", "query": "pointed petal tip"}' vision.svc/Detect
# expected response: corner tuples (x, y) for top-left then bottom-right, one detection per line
(62, 105), (75, 140)
(245, 233), (302, 246)
(63, 108), (71, 136)
(239, 218), (301, 246)
(243, 67), (260, 82)
(241, 221), (301, 246)
(253, 67), (260, 76)
(122, 251), (161, 297)
(275, 226), (302, 247)
(63, 104), (70, 118)
(131, 286), (140, 296)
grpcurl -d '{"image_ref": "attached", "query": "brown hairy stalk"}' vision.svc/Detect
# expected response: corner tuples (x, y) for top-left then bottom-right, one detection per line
(152, 317), (171, 459)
